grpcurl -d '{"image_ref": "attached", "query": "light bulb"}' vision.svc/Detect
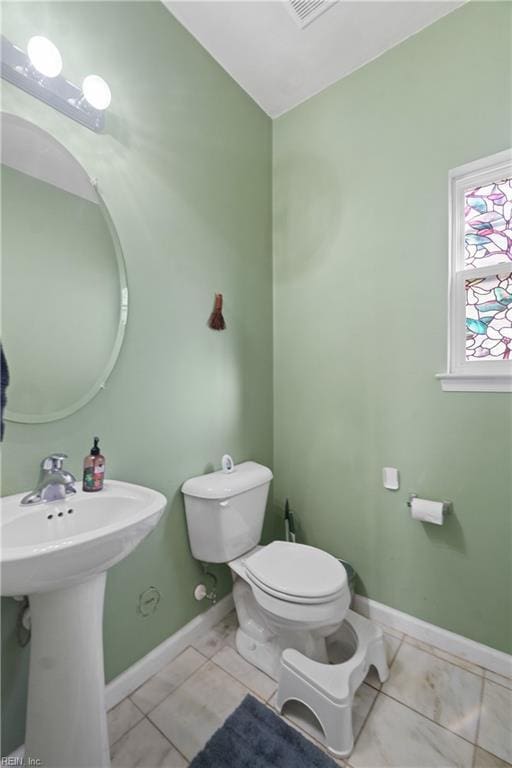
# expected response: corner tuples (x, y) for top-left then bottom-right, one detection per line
(27, 36), (63, 78)
(82, 75), (111, 110)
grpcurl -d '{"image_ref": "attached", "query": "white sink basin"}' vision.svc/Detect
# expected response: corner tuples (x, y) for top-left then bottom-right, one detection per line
(1, 480), (167, 596)
(1, 479), (167, 768)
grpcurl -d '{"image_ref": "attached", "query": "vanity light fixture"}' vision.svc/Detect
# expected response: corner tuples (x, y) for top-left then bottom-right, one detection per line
(1, 34), (111, 133)
(82, 75), (112, 111)
(27, 36), (63, 78)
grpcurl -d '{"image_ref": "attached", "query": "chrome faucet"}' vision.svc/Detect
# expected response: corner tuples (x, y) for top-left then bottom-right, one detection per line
(21, 454), (77, 506)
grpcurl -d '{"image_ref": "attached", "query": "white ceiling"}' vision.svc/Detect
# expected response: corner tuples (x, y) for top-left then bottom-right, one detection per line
(164, 1), (465, 118)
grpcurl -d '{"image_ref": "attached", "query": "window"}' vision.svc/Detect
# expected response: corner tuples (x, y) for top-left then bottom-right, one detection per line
(438, 149), (512, 391)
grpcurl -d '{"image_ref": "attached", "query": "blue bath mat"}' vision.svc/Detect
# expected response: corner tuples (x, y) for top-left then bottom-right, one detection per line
(189, 694), (338, 768)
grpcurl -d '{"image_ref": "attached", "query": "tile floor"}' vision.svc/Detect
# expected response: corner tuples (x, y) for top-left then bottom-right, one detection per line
(108, 611), (512, 768)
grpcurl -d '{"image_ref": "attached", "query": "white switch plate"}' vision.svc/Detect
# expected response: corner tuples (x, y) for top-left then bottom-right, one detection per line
(383, 467), (399, 490)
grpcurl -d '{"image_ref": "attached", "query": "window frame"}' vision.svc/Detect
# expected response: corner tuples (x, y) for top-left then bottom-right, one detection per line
(437, 149), (512, 392)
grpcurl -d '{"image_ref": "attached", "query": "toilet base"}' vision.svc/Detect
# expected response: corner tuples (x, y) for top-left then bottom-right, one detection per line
(232, 573), (342, 679)
(235, 626), (280, 679)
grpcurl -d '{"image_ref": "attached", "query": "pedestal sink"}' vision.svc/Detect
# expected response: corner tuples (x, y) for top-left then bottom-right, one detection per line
(1, 480), (167, 768)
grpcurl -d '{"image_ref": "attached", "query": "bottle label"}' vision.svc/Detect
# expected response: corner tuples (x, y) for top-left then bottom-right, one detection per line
(83, 467), (95, 491)
(83, 462), (105, 491)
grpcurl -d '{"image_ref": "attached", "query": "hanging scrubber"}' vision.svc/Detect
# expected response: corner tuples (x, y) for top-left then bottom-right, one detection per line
(208, 293), (226, 331)
(284, 498), (296, 543)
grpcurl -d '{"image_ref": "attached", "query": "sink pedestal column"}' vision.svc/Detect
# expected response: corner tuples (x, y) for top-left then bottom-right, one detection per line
(25, 573), (110, 768)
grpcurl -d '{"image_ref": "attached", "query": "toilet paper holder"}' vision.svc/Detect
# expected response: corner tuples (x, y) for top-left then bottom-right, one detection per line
(406, 493), (452, 517)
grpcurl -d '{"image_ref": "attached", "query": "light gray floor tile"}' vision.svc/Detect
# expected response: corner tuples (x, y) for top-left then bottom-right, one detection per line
(111, 717), (187, 767)
(214, 611), (238, 651)
(190, 628), (226, 659)
(108, 698), (144, 746)
(474, 746), (512, 767)
(350, 693), (474, 768)
(213, 610), (238, 639)
(404, 636), (484, 676)
(365, 633), (401, 689)
(223, 629), (237, 650)
(131, 648), (207, 714)
(214, 610), (239, 650)
(478, 679), (512, 763)
(211, 645), (277, 700)
(485, 669), (512, 692)
(382, 641), (482, 741)
(148, 661), (249, 761)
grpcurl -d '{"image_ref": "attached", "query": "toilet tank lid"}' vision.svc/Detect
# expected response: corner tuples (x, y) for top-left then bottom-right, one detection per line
(182, 461), (273, 500)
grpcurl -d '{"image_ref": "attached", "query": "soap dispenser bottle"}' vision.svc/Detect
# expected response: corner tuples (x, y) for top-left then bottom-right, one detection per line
(83, 437), (105, 492)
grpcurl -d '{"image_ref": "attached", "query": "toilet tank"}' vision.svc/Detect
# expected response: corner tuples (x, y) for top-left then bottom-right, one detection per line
(181, 462), (273, 563)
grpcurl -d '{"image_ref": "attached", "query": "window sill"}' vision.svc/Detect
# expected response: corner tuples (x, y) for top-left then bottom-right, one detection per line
(436, 373), (512, 392)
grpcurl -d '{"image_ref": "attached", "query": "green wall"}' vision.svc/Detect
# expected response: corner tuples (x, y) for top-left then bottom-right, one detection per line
(273, 2), (511, 654)
(1, 1), (272, 755)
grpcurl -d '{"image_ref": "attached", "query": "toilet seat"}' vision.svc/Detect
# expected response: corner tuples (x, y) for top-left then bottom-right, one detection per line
(246, 572), (343, 604)
(244, 541), (348, 605)
(248, 577), (351, 629)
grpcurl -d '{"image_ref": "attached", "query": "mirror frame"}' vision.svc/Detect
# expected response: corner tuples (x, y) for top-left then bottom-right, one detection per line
(2, 114), (129, 423)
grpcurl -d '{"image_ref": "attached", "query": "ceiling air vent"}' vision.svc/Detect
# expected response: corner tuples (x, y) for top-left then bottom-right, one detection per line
(287, 0), (338, 29)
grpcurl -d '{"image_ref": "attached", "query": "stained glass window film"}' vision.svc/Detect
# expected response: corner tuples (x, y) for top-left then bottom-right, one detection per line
(464, 178), (512, 269)
(465, 272), (512, 360)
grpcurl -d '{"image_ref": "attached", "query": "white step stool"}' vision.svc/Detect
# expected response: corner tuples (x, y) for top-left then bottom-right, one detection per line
(276, 609), (389, 757)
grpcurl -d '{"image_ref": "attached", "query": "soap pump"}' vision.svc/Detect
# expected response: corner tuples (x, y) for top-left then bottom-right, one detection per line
(83, 437), (105, 492)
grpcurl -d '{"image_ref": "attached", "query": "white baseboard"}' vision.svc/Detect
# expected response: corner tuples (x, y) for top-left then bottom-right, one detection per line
(105, 593), (234, 709)
(353, 594), (512, 678)
(8, 593), (234, 760)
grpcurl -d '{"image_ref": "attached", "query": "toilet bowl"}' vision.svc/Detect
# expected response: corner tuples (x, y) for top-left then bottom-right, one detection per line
(230, 542), (350, 677)
(181, 462), (350, 679)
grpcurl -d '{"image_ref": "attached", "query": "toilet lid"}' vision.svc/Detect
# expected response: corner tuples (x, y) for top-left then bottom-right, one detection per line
(245, 541), (347, 601)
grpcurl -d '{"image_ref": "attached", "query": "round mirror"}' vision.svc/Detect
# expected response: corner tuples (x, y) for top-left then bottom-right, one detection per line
(1, 114), (128, 423)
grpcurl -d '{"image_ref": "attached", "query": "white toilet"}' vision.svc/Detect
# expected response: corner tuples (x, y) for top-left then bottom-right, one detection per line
(182, 461), (351, 679)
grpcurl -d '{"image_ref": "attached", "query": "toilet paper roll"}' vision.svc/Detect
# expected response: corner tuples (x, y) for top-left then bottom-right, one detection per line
(410, 497), (444, 525)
